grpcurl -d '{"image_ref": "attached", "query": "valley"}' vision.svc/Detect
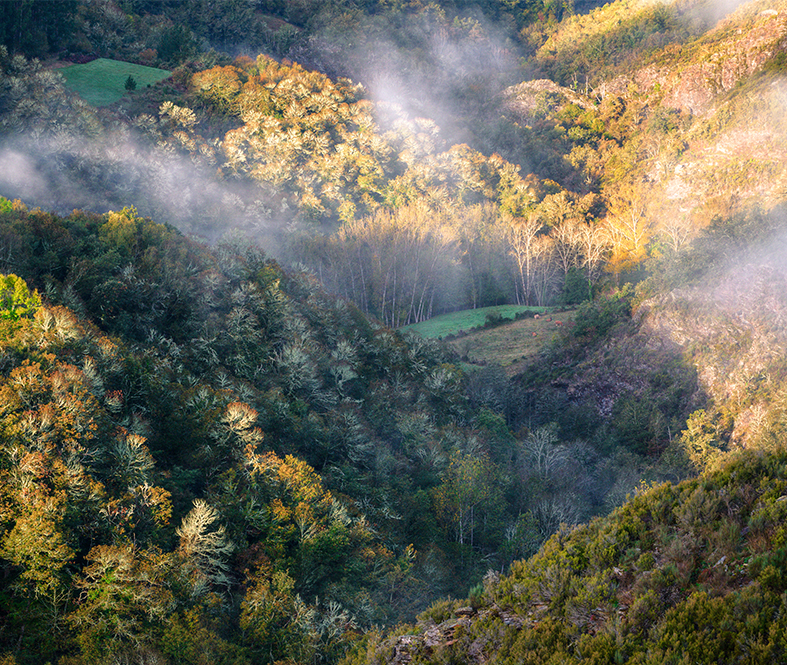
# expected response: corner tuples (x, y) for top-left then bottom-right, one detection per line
(1, 0), (787, 663)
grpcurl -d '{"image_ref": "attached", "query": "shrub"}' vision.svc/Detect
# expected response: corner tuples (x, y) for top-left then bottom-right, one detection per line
(570, 286), (632, 341)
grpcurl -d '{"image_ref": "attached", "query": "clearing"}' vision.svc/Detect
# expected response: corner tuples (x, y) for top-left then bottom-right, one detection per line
(58, 58), (171, 106)
(402, 306), (577, 374)
(400, 305), (551, 338)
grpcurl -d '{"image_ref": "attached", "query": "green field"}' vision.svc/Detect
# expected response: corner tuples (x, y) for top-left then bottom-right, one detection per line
(446, 311), (577, 371)
(59, 58), (171, 106)
(400, 305), (551, 339)
(402, 306), (576, 373)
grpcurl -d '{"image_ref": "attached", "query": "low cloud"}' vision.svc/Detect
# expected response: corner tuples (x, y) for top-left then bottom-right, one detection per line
(293, 10), (523, 151)
(0, 148), (52, 204)
(0, 133), (284, 249)
(689, 0), (754, 25)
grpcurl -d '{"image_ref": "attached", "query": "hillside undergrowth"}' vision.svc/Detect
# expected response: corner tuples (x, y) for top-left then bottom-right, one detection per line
(344, 444), (787, 664)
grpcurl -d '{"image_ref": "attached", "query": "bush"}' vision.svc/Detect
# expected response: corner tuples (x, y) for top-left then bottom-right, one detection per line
(571, 286), (632, 341)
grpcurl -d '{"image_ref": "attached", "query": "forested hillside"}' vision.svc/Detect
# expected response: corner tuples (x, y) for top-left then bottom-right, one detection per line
(0, 202), (504, 662)
(1, 0), (787, 663)
(345, 445), (787, 664)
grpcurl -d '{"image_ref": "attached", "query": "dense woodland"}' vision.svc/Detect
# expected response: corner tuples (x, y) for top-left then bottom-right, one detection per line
(1, 0), (787, 663)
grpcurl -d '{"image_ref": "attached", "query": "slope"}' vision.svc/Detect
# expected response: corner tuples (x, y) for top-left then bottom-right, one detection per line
(494, 0), (787, 233)
(344, 444), (787, 664)
(0, 201), (495, 663)
(333, 3), (787, 661)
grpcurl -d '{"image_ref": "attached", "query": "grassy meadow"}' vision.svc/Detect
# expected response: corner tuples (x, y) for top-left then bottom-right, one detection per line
(59, 58), (171, 106)
(447, 310), (576, 372)
(402, 306), (576, 372)
(400, 305), (551, 338)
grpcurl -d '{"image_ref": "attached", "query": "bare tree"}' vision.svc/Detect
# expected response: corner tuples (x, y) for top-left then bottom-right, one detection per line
(531, 234), (559, 306)
(522, 425), (569, 481)
(578, 220), (612, 296)
(332, 203), (457, 326)
(177, 499), (234, 589)
(660, 211), (694, 254)
(604, 185), (653, 279)
(552, 217), (584, 277)
(507, 212), (543, 306)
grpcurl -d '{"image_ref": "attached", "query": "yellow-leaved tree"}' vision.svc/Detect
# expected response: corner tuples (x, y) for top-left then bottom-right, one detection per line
(0, 273), (41, 321)
(603, 184), (653, 281)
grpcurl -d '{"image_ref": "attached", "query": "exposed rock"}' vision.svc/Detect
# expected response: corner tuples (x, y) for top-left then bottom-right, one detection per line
(497, 608), (526, 628)
(503, 79), (594, 122)
(653, 11), (786, 114)
(422, 625), (444, 648)
(389, 635), (419, 665)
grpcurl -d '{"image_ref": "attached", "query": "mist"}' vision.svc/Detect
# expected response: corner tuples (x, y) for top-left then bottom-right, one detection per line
(292, 8), (523, 150)
(1, 5), (528, 253)
(686, 0), (759, 25)
(715, 211), (787, 323)
(0, 130), (286, 249)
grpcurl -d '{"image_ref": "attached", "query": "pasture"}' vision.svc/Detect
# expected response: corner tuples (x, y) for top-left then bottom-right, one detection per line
(402, 306), (577, 373)
(59, 58), (171, 106)
(400, 305), (551, 339)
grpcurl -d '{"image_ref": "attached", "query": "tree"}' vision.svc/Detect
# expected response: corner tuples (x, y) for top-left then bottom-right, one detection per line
(604, 185), (653, 280)
(99, 207), (139, 256)
(240, 569), (301, 659)
(177, 499), (234, 590)
(531, 234), (559, 306)
(507, 212), (544, 305)
(0, 51), (101, 137)
(552, 217), (583, 277)
(0, 0), (78, 57)
(522, 425), (568, 482)
(157, 24), (196, 63)
(433, 451), (504, 551)
(680, 409), (725, 472)
(0, 273), (41, 320)
(332, 203), (457, 326)
(456, 203), (508, 309)
(70, 544), (176, 663)
(0, 488), (75, 599)
(191, 65), (243, 114)
(577, 219), (611, 297)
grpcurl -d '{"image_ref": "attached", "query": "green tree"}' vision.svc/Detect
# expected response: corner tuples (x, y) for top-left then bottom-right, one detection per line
(239, 569), (303, 660)
(0, 273), (41, 320)
(0, 488), (75, 599)
(69, 544), (176, 663)
(433, 451), (504, 550)
(680, 409), (726, 472)
(0, 0), (78, 57)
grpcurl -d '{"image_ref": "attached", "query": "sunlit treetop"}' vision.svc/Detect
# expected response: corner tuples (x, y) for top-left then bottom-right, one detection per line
(0, 273), (42, 320)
